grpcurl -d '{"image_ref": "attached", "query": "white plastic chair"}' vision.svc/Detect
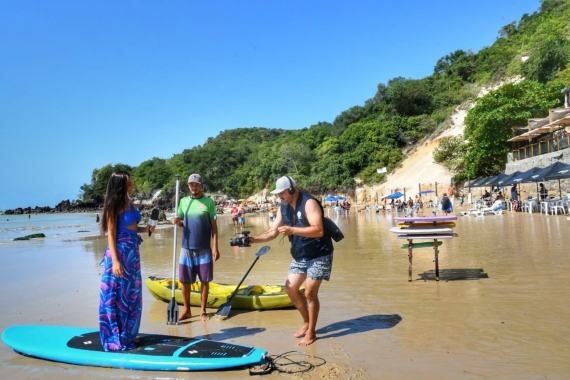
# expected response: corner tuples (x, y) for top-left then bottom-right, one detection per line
(549, 200), (566, 215)
(521, 200), (537, 213)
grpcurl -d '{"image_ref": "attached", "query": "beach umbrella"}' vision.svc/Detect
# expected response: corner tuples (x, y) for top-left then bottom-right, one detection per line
(487, 173), (510, 187)
(382, 191), (405, 199)
(483, 174), (504, 187)
(336, 195), (347, 200)
(504, 168), (541, 194)
(521, 162), (567, 183)
(541, 162), (570, 181)
(510, 167), (540, 184)
(470, 177), (492, 187)
(495, 171), (523, 186)
(524, 162), (568, 197)
(418, 190), (434, 195)
(324, 195), (338, 202)
(468, 177), (483, 190)
(541, 162), (570, 198)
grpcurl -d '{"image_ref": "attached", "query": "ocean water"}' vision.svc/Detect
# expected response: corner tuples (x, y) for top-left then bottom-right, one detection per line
(0, 212), (101, 244)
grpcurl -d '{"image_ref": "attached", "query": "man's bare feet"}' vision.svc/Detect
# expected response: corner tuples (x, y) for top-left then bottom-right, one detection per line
(179, 309), (192, 321)
(200, 312), (210, 322)
(294, 323), (309, 338)
(297, 333), (317, 346)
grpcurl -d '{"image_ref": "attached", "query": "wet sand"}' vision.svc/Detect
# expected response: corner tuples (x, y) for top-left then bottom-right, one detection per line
(1, 209), (569, 379)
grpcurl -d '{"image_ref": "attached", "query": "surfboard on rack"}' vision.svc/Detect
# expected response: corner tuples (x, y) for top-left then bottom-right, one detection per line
(1, 325), (267, 371)
(400, 241), (443, 249)
(389, 226), (453, 235)
(395, 216), (457, 223)
(397, 222), (456, 228)
(396, 233), (458, 240)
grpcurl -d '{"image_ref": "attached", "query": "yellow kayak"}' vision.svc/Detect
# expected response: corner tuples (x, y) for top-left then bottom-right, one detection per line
(146, 276), (303, 310)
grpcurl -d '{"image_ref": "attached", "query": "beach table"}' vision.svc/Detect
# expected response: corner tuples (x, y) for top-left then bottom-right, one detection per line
(392, 216), (459, 281)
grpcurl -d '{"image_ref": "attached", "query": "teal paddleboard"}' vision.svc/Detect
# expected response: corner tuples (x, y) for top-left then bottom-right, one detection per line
(2, 325), (267, 371)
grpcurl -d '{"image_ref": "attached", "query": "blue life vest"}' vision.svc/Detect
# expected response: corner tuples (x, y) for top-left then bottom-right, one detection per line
(280, 192), (334, 260)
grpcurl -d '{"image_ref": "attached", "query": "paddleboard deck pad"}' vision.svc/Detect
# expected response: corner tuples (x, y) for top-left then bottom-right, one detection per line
(390, 226), (453, 235)
(2, 325), (267, 371)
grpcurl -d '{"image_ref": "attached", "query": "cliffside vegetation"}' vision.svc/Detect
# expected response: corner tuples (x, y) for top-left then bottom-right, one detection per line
(79, 0), (570, 204)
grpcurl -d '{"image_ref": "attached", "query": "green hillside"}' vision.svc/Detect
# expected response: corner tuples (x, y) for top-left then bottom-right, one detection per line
(79, 0), (570, 204)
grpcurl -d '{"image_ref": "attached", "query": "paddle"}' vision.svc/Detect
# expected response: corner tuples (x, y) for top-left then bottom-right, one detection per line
(167, 175), (181, 325)
(216, 245), (271, 319)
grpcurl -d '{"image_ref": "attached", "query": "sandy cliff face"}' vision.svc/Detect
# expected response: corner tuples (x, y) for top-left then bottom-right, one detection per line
(356, 107), (467, 203)
(356, 78), (523, 204)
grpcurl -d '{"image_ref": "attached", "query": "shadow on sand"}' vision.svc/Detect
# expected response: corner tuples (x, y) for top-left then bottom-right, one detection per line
(316, 314), (402, 340)
(196, 326), (266, 341)
(417, 268), (489, 281)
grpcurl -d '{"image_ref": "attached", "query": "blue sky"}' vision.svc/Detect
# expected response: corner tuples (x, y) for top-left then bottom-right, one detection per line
(1, 0), (541, 210)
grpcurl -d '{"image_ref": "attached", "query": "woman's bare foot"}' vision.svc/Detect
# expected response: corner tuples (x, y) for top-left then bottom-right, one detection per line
(200, 312), (210, 322)
(298, 333), (317, 346)
(179, 310), (192, 321)
(294, 323), (309, 338)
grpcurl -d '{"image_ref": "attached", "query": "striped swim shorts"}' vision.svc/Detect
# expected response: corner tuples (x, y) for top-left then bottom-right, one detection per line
(179, 248), (213, 283)
(288, 253), (333, 281)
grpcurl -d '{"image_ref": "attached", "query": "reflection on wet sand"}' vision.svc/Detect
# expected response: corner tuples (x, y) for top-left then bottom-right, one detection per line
(1, 209), (570, 379)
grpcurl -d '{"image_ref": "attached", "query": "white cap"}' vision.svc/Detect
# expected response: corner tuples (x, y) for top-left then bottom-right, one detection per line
(270, 176), (296, 194)
(187, 173), (202, 183)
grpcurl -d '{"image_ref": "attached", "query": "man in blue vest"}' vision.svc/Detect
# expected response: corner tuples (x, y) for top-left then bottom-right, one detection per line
(250, 176), (334, 346)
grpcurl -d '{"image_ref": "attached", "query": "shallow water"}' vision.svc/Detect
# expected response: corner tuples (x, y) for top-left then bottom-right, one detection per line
(1, 208), (569, 379)
(0, 213), (101, 244)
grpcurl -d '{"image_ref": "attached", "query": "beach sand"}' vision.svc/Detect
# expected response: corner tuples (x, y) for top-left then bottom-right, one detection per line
(1, 210), (570, 379)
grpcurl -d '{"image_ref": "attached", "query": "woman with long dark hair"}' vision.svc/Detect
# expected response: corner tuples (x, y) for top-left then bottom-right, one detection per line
(99, 171), (155, 351)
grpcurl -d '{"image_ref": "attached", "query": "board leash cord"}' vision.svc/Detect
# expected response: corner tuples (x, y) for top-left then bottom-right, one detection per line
(249, 351), (326, 376)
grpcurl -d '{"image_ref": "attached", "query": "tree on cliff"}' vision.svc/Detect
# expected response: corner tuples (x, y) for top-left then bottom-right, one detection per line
(79, 163), (133, 203)
(463, 79), (565, 178)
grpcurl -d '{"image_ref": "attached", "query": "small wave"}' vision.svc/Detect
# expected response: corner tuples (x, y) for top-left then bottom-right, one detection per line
(0, 223), (94, 233)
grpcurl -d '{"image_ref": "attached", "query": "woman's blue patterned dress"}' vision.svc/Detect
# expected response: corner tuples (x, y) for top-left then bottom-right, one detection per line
(99, 208), (143, 351)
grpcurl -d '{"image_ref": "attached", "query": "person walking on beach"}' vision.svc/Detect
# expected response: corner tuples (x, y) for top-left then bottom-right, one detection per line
(99, 171), (155, 351)
(237, 205), (246, 229)
(539, 183), (548, 200)
(230, 205), (239, 229)
(441, 193), (452, 215)
(511, 183), (520, 211)
(249, 176), (334, 346)
(172, 174), (220, 322)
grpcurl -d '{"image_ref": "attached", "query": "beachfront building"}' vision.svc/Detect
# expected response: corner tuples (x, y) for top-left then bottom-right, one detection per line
(506, 87), (570, 173)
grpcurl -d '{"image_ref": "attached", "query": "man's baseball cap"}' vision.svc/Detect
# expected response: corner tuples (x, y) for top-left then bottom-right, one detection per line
(270, 176), (296, 194)
(188, 174), (202, 184)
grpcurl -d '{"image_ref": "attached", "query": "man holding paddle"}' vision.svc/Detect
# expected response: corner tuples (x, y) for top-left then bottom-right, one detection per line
(172, 174), (220, 322)
(249, 176), (334, 346)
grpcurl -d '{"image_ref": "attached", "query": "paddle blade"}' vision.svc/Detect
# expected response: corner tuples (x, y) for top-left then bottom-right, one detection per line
(256, 245), (271, 257)
(215, 301), (232, 320)
(216, 246), (270, 320)
(167, 298), (179, 325)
